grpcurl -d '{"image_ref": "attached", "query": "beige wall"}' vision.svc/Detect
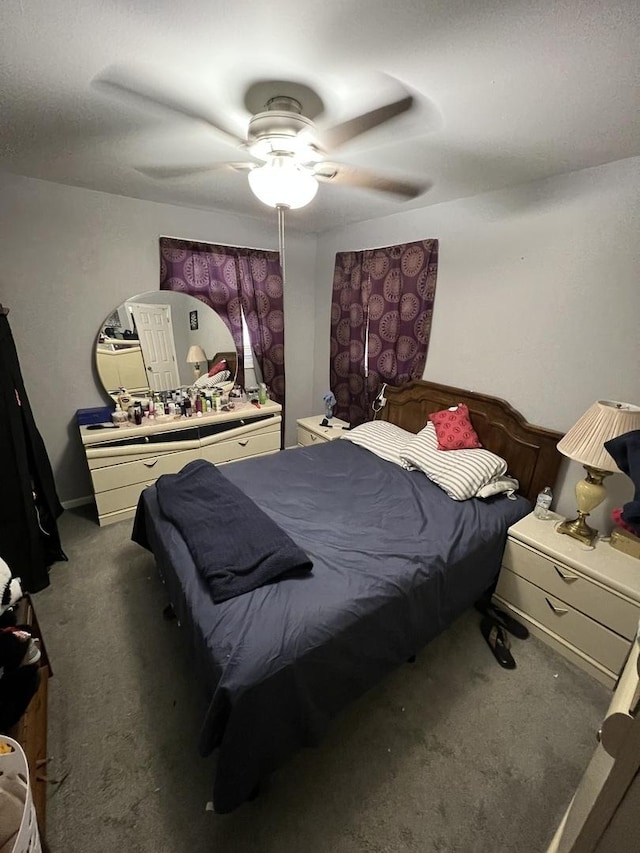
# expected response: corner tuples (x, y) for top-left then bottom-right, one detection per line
(0, 173), (316, 502)
(313, 156), (640, 531)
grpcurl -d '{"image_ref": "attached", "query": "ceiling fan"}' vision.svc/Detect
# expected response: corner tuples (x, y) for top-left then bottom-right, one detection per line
(92, 70), (431, 210)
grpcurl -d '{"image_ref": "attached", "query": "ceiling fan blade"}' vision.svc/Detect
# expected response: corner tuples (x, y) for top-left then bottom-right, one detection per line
(136, 162), (255, 180)
(322, 95), (414, 151)
(92, 67), (245, 148)
(315, 162), (429, 200)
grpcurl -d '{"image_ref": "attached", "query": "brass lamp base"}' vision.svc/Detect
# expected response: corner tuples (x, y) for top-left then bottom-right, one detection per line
(557, 513), (598, 547)
(557, 465), (612, 547)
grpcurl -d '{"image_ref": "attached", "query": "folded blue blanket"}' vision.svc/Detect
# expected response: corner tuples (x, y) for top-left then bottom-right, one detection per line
(154, 459), (312, 602)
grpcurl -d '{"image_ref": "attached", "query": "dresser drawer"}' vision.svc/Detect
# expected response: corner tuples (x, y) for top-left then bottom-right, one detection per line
(87, 437), (200, 469)
(91, 448), (200, 493)
(95, 480), (157, 516)
(200, 429), (280, 465)
(496, 568), (630, 674)
(297, 427), (326, 447)
(503, 538), (640, 641)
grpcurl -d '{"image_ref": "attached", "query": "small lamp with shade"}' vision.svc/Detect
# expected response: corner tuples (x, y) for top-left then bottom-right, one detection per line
(186, 345), (208, 380)
(556, 400), (640, 546)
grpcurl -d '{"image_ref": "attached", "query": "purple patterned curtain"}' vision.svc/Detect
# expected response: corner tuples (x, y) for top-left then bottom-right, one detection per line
(329, 251), (369, 426)
(159, 237), (245, 385)
(159, 238), (286, 404)
(330, 239), (438, 425)
(236, 252), (286, 405)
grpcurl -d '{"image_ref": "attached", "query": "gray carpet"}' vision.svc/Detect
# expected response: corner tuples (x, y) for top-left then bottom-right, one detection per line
(33, 507), (609, 853)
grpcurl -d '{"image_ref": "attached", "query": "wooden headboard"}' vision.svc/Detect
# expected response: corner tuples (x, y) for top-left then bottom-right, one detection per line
(380, 380), (563, 504)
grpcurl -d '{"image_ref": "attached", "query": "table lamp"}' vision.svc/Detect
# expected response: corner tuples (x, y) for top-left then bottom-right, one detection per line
(186, 345), (207, 380)
(556, 400), (640, 545)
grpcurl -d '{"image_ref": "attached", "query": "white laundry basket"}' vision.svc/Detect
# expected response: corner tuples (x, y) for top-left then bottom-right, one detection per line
(0, 736), (42, 853)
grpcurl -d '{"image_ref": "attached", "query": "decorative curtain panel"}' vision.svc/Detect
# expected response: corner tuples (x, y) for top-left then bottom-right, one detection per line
(236, 253), (286, 403)
(159, 238), (286, 405)
(330, 239), (438, 425)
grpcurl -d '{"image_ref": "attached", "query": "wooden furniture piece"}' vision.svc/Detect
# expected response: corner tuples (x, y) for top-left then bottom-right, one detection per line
(296, 415), (350, 447)
(8, 595), (51, 830)
(80, 400), (282, 526)
(547, 630), (640, 852)
(380, 379), (563, 503)
(494, 511), (640, 688)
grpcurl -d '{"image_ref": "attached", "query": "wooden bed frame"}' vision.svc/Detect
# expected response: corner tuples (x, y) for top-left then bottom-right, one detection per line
(380, 379), (563, 504)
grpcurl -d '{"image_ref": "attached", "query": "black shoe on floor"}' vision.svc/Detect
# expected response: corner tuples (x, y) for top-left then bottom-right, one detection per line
(480, 616), (517, 670)
(475, 601), (529, 640)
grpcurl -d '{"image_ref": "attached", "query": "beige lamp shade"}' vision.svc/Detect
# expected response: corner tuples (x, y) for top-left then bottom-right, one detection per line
(186, 345), (207, 365)
(557, 400), (640, 472)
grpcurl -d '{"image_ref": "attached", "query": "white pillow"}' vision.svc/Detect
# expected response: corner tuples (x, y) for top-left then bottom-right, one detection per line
(400, 422), (508, 500)
(341, 421), (417, 467)
(475, 475), (519, 500)
(193, 370), (231, 389)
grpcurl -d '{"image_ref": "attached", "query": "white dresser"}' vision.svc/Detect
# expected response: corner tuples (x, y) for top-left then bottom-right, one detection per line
(80, 401), (282, 526)
(494, 512), (640, 688)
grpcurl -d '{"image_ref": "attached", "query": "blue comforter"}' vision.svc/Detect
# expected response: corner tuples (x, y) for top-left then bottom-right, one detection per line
(134, 439), (530, 812)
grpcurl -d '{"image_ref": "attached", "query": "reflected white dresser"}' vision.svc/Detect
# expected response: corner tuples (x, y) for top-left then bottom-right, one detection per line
(80, 401), (282, 526)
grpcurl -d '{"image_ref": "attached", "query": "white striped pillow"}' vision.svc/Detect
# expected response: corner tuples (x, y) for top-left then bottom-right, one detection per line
(340, 421), (417, 467)
(193, 370), (231, 389)
(399, 422), (507, 500)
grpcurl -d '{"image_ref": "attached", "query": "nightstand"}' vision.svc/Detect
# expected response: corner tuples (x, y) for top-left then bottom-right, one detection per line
(494, 512), (640, 688)
(296, 415), (350, 447)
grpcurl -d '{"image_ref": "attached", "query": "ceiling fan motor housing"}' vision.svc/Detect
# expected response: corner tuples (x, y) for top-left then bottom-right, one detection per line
(247, 105), (321, 162)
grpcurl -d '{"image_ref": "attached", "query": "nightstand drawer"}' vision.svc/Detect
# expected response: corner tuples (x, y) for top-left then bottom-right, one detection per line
(297, 427), (325, 447)
(503, 538), (640, 641)
(496, 568), (630, 674)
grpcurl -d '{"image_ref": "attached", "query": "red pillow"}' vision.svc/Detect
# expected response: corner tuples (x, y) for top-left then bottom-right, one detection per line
(208, 359), (228, 377)
(429, 404), (483, 451)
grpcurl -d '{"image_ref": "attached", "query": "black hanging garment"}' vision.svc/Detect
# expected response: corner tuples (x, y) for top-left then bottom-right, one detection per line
(0, 313), (66, 592)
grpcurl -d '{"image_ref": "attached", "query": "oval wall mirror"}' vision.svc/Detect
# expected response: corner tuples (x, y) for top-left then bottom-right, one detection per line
(95, 290), (238, 397)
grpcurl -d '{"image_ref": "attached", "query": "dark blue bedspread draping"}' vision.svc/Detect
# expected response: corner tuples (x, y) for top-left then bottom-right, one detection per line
(133, 439), (530, 812)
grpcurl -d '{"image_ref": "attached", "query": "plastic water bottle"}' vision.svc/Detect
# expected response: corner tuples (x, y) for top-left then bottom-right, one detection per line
(534, 486), (553, 519)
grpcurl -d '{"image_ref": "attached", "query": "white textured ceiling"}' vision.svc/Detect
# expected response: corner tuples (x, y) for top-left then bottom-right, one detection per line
(1, 0), (639, 233)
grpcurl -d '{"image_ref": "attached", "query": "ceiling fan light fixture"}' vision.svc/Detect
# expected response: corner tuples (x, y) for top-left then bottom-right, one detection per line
(248, 156), (318, 209)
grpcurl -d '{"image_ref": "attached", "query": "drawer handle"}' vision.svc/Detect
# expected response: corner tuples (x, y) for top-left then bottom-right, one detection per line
(143, 459), (159, 468)
(310, 433), (317, 441)
(554, 565), (578, 583)
(238, 440), (249, 447)
(545, 597), (569, 616)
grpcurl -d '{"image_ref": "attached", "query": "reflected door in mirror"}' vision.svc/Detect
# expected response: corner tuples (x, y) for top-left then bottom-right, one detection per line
(129, 303), (180, 392)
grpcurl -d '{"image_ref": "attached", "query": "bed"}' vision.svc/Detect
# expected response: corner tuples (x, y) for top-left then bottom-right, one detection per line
(132, 379), (563, 812)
